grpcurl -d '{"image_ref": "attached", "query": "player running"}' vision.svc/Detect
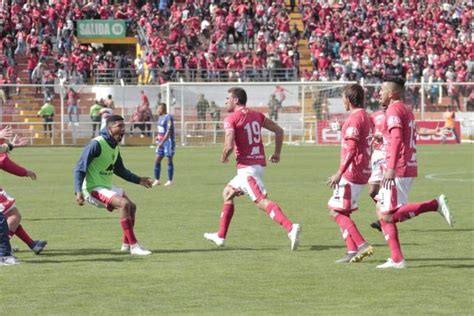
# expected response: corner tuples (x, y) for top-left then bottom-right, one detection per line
(375, 77), (454, 269)
(204, 87), (301, 250)
(327, 84), (374, 263)
(74, 115), (154, 256)
(153, 103), (175, 187)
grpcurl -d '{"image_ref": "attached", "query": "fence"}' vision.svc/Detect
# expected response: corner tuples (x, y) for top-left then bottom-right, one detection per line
(92, 67), (299, 85)
(0, 81), (473, 146)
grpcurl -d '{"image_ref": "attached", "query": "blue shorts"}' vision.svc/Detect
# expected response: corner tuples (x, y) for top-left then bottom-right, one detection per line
(156, 140), (175, 157)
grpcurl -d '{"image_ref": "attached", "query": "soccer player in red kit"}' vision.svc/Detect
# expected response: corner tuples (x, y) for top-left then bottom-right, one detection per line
(327, 84), (374, 263)
(376, 77), (453, 269)
(204, 87), (301, 250)
(0, 127), (47, 254)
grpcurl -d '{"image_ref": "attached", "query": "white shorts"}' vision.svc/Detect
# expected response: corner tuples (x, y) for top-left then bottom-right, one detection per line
(376, 177), (414, 213)
(83, 186), (124, 212)
(228, 165), (267, 202)
(0, 189), (16, 215)
(328, 177), (365, 212)
(368, 157), (385, 184)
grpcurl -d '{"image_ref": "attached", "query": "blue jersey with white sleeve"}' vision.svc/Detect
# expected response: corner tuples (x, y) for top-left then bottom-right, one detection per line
(156, 114), (175, 157)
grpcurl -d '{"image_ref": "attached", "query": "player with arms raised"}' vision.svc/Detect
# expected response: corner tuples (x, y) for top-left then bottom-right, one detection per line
(376, 77), (453, 269)
(204, 87), (301, 250)
(327, 84), (374, 263)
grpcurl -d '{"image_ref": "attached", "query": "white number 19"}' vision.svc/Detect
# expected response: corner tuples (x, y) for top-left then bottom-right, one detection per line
(244, 121), (261, 145)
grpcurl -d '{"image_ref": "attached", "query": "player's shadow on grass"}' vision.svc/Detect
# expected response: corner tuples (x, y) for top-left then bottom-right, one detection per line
(309, 243), (420, 251)
(154, 247), (280, 254)
(409, 257), (474, 269)
(23, 257), (138, 264)
(23, 249), (143, 264)
(407, 228), (473, 233)
(25, 217), (115, 222)
(37, 248), (127, 257)
(310, 245), (346, 251)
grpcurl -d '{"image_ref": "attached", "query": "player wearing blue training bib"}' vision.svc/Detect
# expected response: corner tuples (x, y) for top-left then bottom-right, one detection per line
(153, 103), (175, 187)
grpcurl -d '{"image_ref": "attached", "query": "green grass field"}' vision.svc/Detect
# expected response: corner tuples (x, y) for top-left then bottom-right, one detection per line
(0, 144), (473, 315)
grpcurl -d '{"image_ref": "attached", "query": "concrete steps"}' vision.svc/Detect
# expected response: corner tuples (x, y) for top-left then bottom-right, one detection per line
(290, 11), (313, 74)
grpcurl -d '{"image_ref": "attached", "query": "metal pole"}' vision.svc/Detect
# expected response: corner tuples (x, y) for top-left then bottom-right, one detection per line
(180, 81), (185, 146)
(301, 81), (305, 142)
(421, 78), (425, 121)
(121, 80), (126, 144)
(60, 84), (65, 145)
(315, 120), (318, 145)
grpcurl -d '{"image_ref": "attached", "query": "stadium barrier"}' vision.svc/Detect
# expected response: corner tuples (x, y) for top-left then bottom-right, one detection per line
(92, 67), (299, 85)
(0, 81), (472, 146)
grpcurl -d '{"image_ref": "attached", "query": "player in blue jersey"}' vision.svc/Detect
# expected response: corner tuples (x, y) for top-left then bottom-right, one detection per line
(153, 103), (175, 187)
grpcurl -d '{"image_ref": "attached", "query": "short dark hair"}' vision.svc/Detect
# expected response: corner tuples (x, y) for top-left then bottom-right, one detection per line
(383, 75), (405, 96)
(158, 102), (167, 113)
(228, 87), (247, 105)
(383, 75), (406, 87)
(106, 115), (124, 126)
(343, 84), (365, 108)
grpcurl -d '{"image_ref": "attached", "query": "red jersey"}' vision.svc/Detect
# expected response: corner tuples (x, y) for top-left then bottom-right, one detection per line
(340, 108), (372, 184)
(370, 110), (386, 152)
(224, 106), (266, 169)
(0, 153), (28, 177)
(385, 101), (417, 177)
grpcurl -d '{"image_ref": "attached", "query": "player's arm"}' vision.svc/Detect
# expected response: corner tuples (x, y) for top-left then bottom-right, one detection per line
(114, 153), (153, 188)
(327, 138), (357, 189)
(74, 141), (101, 205)
(382, 126), (402, 189)
(0, 132), (30, 153)
(0, 126), (13, 140)
(263, 118), (283, 163)
(221, 128), (235, 163)
(0, 153), (36, 179)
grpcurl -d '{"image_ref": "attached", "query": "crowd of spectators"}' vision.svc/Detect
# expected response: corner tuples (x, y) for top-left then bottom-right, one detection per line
(298, 0), (472, 87)
(0, 0), (472, 91)
(0, 0), (302, 85)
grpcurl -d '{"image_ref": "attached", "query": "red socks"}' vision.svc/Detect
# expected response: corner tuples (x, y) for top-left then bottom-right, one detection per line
(340, 228), (357, 252)
(393, 199), (438, 223)
(334, 213), (366, 248)
(123, 214), (136, 244)
(13, 225), (34, 248)
(380, 220), (404, 263)
(120, 218), (137, 245)
(218, 203), (234, 239)
(265, 202), (293, 233)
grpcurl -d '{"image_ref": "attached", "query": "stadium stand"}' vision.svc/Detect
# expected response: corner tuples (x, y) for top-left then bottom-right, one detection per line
(0, 0), (472, 145)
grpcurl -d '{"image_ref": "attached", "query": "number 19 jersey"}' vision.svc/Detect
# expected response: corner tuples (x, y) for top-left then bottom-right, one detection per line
(224, 106), (267, 168)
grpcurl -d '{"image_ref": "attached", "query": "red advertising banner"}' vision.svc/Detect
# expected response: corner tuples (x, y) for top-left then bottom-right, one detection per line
(315, 120), (460, 145)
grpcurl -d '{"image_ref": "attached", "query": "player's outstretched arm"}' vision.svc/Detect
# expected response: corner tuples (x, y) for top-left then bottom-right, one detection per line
(10, 135), (29, 147)
(113, 153), (143, 185)
(263, 118), (283, 163)
(0, 126), (13, 140)
(26, 170), (37, 180)
(139, 177), (154, 188)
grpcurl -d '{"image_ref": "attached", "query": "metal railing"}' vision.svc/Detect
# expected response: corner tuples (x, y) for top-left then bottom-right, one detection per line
(92, 68), (299, 85)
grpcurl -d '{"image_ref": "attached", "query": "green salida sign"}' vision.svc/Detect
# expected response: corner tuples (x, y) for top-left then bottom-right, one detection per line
(77, 20), (126, 38)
